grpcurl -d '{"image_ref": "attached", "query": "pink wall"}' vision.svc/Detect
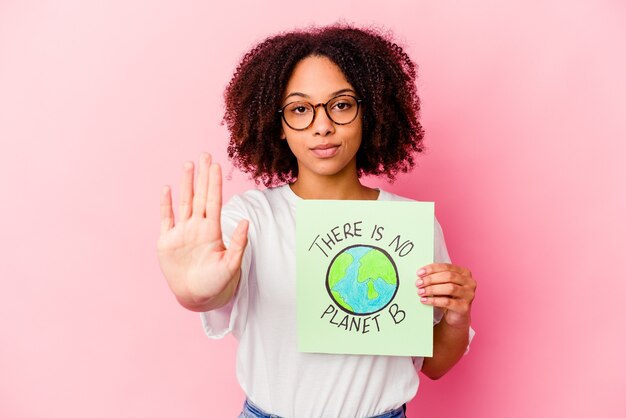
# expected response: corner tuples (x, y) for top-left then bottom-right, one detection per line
(1, 1), (625, 417)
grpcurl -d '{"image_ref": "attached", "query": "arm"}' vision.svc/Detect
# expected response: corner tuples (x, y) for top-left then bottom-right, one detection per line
(421, 316), (470, 379)
(416, 263), (476, 380)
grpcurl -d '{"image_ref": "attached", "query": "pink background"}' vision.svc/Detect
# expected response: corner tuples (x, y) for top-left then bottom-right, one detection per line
(1, 1), (625, 417)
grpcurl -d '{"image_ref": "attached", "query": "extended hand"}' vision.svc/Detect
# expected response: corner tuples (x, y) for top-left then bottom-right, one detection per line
(157, 153), (249, 308)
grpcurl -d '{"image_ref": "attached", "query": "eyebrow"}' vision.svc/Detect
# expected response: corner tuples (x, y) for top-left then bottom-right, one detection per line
(283, 88), (356, 101)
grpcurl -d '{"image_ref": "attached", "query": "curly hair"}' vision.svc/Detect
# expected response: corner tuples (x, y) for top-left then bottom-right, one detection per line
(222, 23), (426, 187)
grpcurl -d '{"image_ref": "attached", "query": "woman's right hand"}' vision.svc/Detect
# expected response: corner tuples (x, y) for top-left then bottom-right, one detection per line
(157, 152), (249, 310)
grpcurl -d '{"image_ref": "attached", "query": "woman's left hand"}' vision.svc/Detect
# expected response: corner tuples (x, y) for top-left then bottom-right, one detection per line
(415, 263), (476, 328)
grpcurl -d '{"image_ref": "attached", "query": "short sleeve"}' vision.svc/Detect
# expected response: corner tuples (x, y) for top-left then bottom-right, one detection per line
(432, 217), (475, 355)
(200, 195), (252, 340)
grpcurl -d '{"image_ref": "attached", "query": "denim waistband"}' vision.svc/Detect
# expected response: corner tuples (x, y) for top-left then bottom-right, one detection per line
(240, 398), (406, 418)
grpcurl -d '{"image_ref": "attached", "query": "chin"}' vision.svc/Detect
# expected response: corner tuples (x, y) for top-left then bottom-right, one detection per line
(296, 153), (358, 178)
(309, 163), (354, 178)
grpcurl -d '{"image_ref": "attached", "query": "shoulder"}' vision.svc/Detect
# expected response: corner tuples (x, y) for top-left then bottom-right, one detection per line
(377, 188), (416, 202)
(378, 188), (445, 231)
(222, 184), (293, 217)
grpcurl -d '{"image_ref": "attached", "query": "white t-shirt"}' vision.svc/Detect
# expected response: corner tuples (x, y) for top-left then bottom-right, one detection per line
(201, 184), (475, 418)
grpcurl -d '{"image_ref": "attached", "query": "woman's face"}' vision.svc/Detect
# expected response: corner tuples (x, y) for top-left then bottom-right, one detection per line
(280, 55), (363, 181)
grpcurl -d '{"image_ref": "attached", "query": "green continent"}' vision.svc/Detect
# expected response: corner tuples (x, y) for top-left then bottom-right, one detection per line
(331, 290), (353, 311)
(328, 252), (353, 289)
(367, 280), (378, 300)
(357, 249), (397, 286)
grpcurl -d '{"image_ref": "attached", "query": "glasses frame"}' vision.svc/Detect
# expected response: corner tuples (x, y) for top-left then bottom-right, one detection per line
(277, 94), (363, 131)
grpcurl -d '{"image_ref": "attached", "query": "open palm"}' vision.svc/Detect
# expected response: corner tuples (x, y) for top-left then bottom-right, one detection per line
(157, 153), (248, 308)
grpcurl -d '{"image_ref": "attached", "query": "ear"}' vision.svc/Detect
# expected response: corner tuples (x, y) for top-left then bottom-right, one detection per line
(280, 128), (286, 140)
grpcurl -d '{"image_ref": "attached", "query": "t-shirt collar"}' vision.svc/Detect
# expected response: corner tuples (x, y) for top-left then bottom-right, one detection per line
(280, 183), (386, 202)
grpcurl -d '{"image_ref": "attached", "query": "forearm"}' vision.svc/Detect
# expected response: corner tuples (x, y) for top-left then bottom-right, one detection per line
(421, 318), (470, 380)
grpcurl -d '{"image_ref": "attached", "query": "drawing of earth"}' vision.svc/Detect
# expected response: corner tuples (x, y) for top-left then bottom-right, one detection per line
(326, 245), (399, 315)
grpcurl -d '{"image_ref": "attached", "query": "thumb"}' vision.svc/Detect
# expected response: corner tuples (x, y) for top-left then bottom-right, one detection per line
(225, 219), (249, 271)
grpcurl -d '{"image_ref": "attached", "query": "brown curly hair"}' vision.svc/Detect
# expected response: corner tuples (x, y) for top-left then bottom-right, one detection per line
(222, 23), (426, 187)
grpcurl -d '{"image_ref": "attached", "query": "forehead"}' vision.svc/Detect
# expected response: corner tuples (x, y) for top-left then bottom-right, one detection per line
(283, 55), (354, 101)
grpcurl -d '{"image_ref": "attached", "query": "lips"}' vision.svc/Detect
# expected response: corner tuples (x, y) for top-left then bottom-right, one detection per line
(310, 144), (340, 158)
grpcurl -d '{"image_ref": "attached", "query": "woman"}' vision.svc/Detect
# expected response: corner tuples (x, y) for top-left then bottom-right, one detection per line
(157, 24), (476, 418)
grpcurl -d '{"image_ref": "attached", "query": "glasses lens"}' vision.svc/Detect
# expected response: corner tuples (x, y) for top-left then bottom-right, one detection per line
(283, 102), (315, 130)
(327, 95), (358, 124)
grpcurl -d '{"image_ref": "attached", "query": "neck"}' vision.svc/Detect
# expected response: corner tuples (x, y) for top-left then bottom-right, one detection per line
(289, 167), (379, 200)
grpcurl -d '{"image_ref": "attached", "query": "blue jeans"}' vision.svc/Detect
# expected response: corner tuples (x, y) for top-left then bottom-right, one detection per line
(238, 398), (407, 418)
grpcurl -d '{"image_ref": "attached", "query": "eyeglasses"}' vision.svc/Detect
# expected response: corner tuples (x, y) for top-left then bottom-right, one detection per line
(278, 94), (363, 131)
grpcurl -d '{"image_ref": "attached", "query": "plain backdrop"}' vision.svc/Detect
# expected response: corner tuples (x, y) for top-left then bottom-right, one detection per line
(1, 1), (625, 417)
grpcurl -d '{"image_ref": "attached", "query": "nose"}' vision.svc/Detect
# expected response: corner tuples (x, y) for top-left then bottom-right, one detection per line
(311, 103), (335, 136)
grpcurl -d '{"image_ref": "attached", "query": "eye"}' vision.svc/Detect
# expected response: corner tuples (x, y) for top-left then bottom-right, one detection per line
(285, 102), (312, 116)
(329, 96), (357, 112)
(293, 106), (308, 114)
(333, 102), (351, 110)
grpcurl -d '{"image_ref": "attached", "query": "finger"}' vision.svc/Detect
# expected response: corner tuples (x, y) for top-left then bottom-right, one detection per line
(160, 185), (175, 234)
(179, 161), (194, 221)
(225, 219), (249, 272)
(192, 153), (211, 218)
(417, 282), (465, 298)
(420, 296), (466, 312)
(417, 263), (470, 277)
(416, 270), (467, 288)
(206, 163), (223, 241)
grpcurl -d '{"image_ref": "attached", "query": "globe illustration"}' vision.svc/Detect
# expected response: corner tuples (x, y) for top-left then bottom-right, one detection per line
(326, 245), (399, 315)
